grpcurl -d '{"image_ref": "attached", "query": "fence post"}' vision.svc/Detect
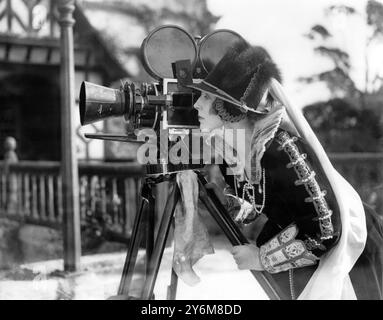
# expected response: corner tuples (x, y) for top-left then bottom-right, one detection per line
(58, 0), (81, 272)
(3, 137), (18, 213)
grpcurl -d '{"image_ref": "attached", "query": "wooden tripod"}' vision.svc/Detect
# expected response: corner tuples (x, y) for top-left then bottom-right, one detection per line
(117, 171), (287, 300)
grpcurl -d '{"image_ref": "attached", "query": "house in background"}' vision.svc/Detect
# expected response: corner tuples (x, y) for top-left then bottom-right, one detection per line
(0, 0), (218, 162)
(0, 0), (131, 161)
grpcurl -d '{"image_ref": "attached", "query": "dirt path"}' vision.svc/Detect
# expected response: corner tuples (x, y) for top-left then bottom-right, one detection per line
(0, 237), (268, 300)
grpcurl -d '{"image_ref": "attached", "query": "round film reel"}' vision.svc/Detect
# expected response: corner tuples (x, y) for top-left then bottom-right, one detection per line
(141, 25), (198, 80)
(198, 29), (245, 74)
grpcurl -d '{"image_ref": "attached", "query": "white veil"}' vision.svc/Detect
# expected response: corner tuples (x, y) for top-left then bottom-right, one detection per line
(269, 79), (367, 299)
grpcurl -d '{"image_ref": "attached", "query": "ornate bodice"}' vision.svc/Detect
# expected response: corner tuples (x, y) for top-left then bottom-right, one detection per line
(220, 129), (341, 273)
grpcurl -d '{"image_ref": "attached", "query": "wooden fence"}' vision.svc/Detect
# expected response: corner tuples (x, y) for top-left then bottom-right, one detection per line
(0, 153), (382, 243)
(0, 160), (144, 242)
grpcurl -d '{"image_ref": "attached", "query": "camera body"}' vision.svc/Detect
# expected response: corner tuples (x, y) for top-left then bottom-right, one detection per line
(79, 25), (244, 142)
(124, 77), (203, 132)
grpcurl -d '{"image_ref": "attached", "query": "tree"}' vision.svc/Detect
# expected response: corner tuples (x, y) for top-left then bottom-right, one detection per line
(303, 98), (381, 152)
(301, 1), (383, 152)
(301, 1), (383, 103)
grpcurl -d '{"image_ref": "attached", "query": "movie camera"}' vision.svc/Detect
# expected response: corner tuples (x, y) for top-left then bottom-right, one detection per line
(79, 25), (244, 140)
(79, 26), (284, 300)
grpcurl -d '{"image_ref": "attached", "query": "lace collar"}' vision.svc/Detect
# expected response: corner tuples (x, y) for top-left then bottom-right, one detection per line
(206, 105), (284, 184)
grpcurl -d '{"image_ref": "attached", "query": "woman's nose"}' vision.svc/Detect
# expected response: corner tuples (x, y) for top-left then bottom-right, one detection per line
(193, 97), (203, 111)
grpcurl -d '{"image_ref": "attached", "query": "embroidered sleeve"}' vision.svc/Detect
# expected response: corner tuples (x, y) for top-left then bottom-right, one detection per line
(259, 224), (319, 273)
(259, 131), (341, 273)
(275, 131), (336, 242)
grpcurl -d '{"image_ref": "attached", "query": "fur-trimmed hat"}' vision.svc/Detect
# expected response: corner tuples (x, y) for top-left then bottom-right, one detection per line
(189, 39), (282, 117)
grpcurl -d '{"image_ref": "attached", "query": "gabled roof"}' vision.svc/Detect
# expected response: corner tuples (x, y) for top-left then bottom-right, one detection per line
(0, 1), (128, 83)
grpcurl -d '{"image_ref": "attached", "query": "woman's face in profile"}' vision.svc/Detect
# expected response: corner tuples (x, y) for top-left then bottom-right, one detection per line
(193, 92), (224, 131)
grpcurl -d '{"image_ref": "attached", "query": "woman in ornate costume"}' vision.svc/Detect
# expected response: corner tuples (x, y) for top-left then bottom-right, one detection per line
(177, 39), (383, 299)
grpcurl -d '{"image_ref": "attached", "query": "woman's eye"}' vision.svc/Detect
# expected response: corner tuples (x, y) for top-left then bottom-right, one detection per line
(203, 93), (212, 100)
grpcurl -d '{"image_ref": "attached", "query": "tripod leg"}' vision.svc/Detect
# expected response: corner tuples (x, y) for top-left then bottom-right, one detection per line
(118, 196), (147, 295)
(167, 268), (179, 300)
(145, 192), (155, 277)
(166, 219), (178, 300)
(197, 173), (287, 300)
(141, 180), (180, 300)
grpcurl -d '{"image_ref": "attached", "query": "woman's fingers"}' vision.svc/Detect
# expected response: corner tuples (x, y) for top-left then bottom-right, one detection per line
(231, 244), (263, 271)
(230, 245), (241, 254)
(232, 251), (247, 269)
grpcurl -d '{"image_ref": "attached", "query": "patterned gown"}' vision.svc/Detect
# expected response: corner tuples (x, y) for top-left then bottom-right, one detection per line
(219, 129), (383, 300)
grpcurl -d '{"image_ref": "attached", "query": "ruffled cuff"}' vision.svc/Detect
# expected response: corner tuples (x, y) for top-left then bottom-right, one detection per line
(259, 224), (319, 273)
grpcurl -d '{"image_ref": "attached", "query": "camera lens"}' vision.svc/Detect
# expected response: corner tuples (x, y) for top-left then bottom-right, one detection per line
(79, 81), (126, 125)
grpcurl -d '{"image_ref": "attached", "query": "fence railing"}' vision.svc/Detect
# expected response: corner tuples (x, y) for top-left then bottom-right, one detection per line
(0, 160), (144, 242)
(1, 153), (382, 243)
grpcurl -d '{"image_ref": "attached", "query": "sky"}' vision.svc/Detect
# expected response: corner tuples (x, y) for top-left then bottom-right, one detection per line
(206, 0), (383, 108)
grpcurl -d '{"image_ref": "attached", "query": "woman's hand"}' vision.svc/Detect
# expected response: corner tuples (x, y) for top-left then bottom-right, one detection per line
(231, 244), (265, 271)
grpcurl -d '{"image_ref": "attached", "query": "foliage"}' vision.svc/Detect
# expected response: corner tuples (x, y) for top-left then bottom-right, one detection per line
(81, 205), (108, 251)
(305, 24), (332, 39)
(367, 0), (383, 39)
(302, 0), (383, 98)
(82, 0), (219, 60)
(303, 98), (382, 152)
(298, 67), (360, 99)
(302, 22), (357, 98)
(79, 177), (121, 252)
(325, 4), (357, 16)
(301, 1), (383, 153)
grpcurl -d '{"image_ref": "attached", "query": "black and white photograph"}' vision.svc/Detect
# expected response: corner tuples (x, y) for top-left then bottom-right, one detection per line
(0, 0), (382, 304)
